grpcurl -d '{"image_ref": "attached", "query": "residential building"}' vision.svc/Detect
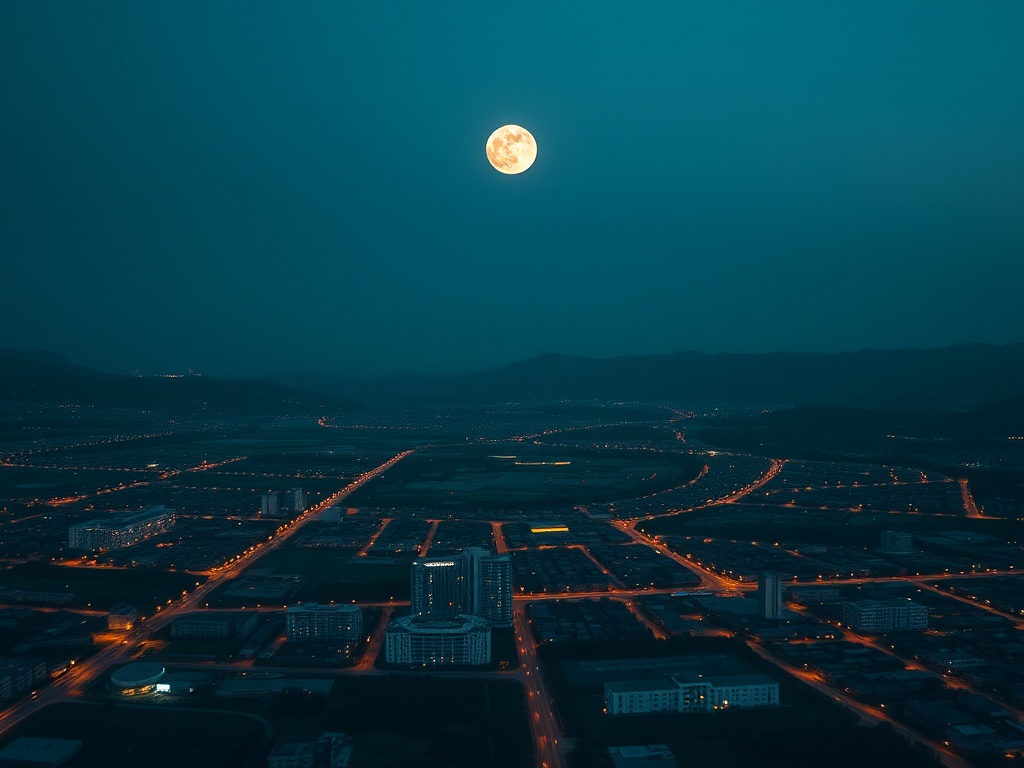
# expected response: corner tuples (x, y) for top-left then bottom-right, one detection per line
(605, 674), (779, 716)
(108, 604), (139, 631)
(0, 658), (49, 701)
(67, 506), (175, 550)
(758, 572), (783, 619)
(284, 487), (307, 513)
(172, 611), (258, 640)
(385, 614), (491, 666)
(843, 599), (928, 633)
(411, 557), (469, 620)
(410, 549), (512, 625)
(286, 603), (362, 644)
(467, 547), (513, 625)
(261, 492), (280, 517)
(880, 530), (913, 555)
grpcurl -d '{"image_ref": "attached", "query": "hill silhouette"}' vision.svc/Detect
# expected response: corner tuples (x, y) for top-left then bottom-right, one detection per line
(0, 349), (361, 417)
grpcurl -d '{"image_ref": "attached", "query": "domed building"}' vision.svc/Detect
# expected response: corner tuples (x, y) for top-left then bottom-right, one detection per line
(110, 662), (165, 697)
(384, 615), (490, 666)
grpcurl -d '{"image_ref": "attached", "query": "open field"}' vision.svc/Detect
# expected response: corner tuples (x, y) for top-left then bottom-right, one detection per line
(208, 547), (413, 605)
(345, 443), (704, 511)
(0, 701), (266, 768)
(215, 676), (532, 768)
(0, 561), (206, 612)
(0, 465), (154, 504)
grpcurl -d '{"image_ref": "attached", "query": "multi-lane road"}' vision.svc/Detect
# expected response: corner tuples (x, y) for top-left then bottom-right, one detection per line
(3, 441), (1018, 768)
(0, 449), (415, 738)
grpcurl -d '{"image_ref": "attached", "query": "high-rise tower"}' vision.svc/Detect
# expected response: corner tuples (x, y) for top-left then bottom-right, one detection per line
(467, 547), (513, 626)
(410, 556), (469, 620)
(409, 549), (512, 625)
(758, 572), (783, 619)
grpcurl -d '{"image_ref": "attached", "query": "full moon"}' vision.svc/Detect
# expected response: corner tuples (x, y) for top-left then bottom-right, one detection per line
(486, 124), (537, 175)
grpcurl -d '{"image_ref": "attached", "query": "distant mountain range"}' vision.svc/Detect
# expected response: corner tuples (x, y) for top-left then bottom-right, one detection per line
(4, 343), (1023, 415)
(267, 343), (1024, 411)
(0, 349), (361, 417)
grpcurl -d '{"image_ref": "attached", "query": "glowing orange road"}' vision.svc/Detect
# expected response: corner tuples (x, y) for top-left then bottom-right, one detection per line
(958, 478), (983, 518)
(612, 595), (669, 640)
(356, 518), (392, 557)
(569, 544), (627, 589)
(355, 606), (393, 671)
(715, 458), (785, 505)
(490, 521), (509, 554)
(0, 449), (417, 738)
(418, 520), (440, 557)
(515, 607), (564, 768)
(612, 520), (748, 594)
(745, 641), (973, 768)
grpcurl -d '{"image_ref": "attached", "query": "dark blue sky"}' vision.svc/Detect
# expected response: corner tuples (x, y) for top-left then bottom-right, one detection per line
(2, 2), (1022, 376)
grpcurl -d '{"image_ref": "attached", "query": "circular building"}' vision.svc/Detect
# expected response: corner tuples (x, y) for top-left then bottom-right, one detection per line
(110, 662), (165, 697)
(385, 614), (491, 666)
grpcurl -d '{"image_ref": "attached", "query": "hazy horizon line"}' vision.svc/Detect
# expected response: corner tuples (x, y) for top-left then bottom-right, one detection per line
(4, 339), (1023, 382)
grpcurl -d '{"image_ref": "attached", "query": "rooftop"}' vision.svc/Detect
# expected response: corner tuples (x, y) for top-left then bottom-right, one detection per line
(0, 738), (83, 767)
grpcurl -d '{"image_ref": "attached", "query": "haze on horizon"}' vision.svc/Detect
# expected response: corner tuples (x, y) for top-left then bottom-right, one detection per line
(1, 2), (1022, 379)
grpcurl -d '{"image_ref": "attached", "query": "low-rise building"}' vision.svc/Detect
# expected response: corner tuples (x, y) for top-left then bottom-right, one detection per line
(108, 604), (139, 631)
(385, 614), (490, 666)
(67, 506), (175, 550)
(0, 737), (83, 768)
(266, 741), (313, 768)
(880, 530), (913, 555)
(843, 599), (928, 633)
(605, 674), (779, 716)
(0, 658), (47, 702)
(286, 604), (362, 644)
(172, 611), (258, 640)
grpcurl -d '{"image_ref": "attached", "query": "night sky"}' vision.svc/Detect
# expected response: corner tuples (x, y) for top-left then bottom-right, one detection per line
(2, 2), (1022, 377)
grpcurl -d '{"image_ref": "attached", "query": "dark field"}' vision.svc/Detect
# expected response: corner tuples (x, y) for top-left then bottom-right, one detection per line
(0, 561), (206, 613)
(345, 443), (704, 511)
(208, 547), (412, 606)
(1, 702), (266, 768)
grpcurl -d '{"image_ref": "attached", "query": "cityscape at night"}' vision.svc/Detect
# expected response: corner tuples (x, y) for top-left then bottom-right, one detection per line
(2, 2), (1023, 767)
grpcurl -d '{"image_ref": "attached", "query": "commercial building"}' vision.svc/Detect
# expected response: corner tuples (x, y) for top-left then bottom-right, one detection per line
(67, 506), (175, 550)
(266, 742), (313, 768)
(411, 557), (469, 620)
(172, 611), (258, 640)
(107, 604), (138, 631)
(261, 492), (280, 517)
(284, 487), (307, 513)
(410, 549), (512, 625)
(758, 572), (783, 619)
(605, 674), (779, 716)
(315, 733), (352, 768)
(0, 738), (83, 768)
(880, 530), (913, 555)
(110, 662), (165, 697)
(286, 603), (362, 644)
(0, 658), (47, 704)
(385, 614), (491, 666)
(607, 745), (679, 768)
(843, 599), (928, 633)
(468, 547), (513, 625)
